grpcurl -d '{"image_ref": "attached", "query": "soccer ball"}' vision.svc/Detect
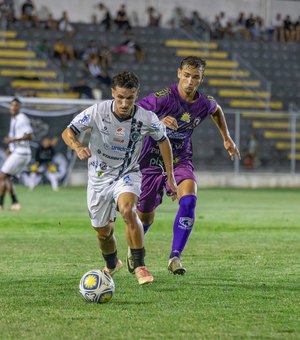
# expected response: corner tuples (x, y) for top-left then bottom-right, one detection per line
(79, 269), (115, 303)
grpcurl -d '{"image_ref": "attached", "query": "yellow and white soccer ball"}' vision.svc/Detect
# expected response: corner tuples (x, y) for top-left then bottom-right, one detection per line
(79, 269), (115, 303)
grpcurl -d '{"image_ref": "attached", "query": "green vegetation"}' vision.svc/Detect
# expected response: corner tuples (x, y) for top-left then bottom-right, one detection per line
(0, 186), (299, 339)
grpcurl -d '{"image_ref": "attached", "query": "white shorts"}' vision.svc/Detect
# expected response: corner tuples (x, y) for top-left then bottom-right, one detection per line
(87, 172), (142, 228)
(1, 152), (31, 177)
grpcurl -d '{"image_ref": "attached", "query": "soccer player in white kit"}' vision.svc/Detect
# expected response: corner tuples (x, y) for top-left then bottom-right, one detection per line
(62, 72), (177, 285)
(0, 98), (33, 211)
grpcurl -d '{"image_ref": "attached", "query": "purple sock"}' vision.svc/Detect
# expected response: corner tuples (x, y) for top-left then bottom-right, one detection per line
(143, 224), (151, 234)
(170, 195), (197, 259)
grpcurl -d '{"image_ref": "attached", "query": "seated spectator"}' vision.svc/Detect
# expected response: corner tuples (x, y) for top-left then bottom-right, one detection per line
(146, 6), (161, 27)
(82, 39), (99, 62)
(72, 79), (102, 100)
(38, 39), (51, 56)
(99, 41), (112, 69)
(97, 3), (111, 31)
(169, 6), (189, 28)
(53, 39), (74, 64)
(283, 15), (293, 42)
(21, 0), (39, 27)
(58, 11), (75, 37)
(113, 35), (145, 63)
(22, 137), (61, 191)
(45, 13), (58, 30)
(243, 134), (259, 169)
(271, 13), (284, 42)
(114, 4), (131, 31)
(86, 53), (111, 87)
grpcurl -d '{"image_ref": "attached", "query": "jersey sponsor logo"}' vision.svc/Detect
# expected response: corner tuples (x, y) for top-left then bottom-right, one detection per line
(100, 162), (107, 170)
(150, 147), (160, 155)
(97, 149), (101, 154)
(103, 143), (110, 150)
(154, 88), (171, 98)
(102, 114), (111, 124)
(179, 217), (193, 229)
(113, 137), (125, 143)
(78, 114), (90, 124)
(150, 122), (161, 131)
(193, 118), (201, 127)
(180, 112), (191, 123)
(115, 127), (125, 136)
(111, 145), (130, 152)
(167, 130), (186, 139)
(173, 157), (180, 164)
(102, 153), (123, 160)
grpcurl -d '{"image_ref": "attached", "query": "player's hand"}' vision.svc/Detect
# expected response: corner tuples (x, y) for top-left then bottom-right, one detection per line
(75, 146), (91, 160)
(224, 137), (241, 161)
(167, 174), (178, 201)
(161, 116), (178, 130)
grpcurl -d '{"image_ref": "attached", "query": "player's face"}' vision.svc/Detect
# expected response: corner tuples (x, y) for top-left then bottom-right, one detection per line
(9, 101), (20, 116)
(111, 86), (138, 118)
(177, 65), (204, 95)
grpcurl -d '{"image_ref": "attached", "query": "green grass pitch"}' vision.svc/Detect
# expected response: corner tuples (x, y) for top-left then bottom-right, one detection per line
(0, 186), (299, 339)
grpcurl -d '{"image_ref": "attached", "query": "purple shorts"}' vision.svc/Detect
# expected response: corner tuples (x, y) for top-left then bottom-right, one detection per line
(138, 161), (196, 213)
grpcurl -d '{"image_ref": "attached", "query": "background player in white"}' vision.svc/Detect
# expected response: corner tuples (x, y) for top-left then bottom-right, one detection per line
(0, 98), (33, 211)
(62, 72), (177, 285)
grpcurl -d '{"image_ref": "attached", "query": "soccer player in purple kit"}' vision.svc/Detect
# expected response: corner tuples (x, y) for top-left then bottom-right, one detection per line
(126, 56), (241, 275)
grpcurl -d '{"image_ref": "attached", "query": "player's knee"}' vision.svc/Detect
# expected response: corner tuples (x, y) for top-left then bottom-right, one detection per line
(179, 195), (197, 216)
(138, 211), (154, 226)
(119, 204), (136, 224)
(96, 226), (114, 242)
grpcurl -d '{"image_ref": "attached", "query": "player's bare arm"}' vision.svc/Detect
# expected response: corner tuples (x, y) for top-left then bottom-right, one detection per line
(157, 138), (177, 199)
(210, 105), (241, 161)
(160, 116), (178, 130)
(62, 127), (91, 160)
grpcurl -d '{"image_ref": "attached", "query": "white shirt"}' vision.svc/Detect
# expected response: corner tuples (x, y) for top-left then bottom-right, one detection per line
(9, 112), (33, 155)
(69, 100), (167, 189)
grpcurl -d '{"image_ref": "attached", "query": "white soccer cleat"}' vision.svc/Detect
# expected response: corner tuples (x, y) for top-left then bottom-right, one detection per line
(10, 203), (21, 211)
(168, 256), (186, 275)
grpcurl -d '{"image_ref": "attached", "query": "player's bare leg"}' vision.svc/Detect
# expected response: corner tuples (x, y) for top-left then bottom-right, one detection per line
(0, 173), (6, 210)
(118, 192), (153, 285)
(94, 223), (122, 276)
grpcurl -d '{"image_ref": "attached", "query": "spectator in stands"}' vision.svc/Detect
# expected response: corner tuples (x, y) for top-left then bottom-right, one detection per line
(113, 35), (145, 63)
(21, 0), (39, 28)
(82, 39), (99, 62)
(45, 13), (58, 30)
(99, 41), (113, 69)
(58, 11), (75, 37)
(38, 39), (51, 56)
(245, 13), (257, 40)
(114, 4), (131, 31)
(146, 6), (161, 27)
(53, 39), (74, 65)
(71, 79), (102, 100)
(0, 0), (16, 28)
(23, 137), (60, 191)
(232, 12), (250, 40)
(271, 13), (284, 42)
(86, 53), (111, 87)
(97, 3), (111, 31)
(243, 133), (259, 169)
(283, 15), (293, 42)
(169, 6), (189, 29)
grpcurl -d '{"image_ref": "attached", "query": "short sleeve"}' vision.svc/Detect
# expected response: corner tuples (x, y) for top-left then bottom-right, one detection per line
(147, 112), (166, 141)
(68, 104), (95, 134)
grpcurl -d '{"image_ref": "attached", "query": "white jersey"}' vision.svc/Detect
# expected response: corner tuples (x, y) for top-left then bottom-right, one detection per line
(69, 100), (167, 189)
(8, 112), (33, 155)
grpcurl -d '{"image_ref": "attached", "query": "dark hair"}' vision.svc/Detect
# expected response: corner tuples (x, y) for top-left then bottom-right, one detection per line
(112, 71), (140, 90)
(10, 97), (21, 104)
(180, 56), (206, 72)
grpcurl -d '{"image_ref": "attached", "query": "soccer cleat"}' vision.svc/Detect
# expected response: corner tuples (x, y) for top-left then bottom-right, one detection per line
(126, 247), (135, 274)
(135, 266), (153, 285)
(103, 259), (123, 277)
(168, 256), (186, 275)
(10, 203), (21, 211)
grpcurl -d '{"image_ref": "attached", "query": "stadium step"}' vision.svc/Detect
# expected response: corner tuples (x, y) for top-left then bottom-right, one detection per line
(288, 153), (300, 160)
(264, 131), (300, 139)
(0, 30), (17, 38)
(0, 59), (47, 67)
(206, 69), (250, 77)
(0, 49), (36, 58)
(176, 49), (228, 58)
(0, 69), (57, 78)
(276, 142), (300, 150)
(230, 100), (282, 109)
(35, 92), (80, 99)
(0, 40), (27, 48)
(165, 40), (218, 49)
(219, 89), (270, 98)
(206, 60), (239, 68)
(252, 121), (300, 129)
(209, 79), (260, 87)
(241, 112), (289, 119)
(11, 80), (70, 90)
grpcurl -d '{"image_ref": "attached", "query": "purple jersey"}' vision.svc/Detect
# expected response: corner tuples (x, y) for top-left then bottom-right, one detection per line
(137, 83), (217, 170)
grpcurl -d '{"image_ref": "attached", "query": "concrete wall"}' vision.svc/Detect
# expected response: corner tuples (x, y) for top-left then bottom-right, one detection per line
(14, 0), (300, 27)
(69, 169), (300, 188)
